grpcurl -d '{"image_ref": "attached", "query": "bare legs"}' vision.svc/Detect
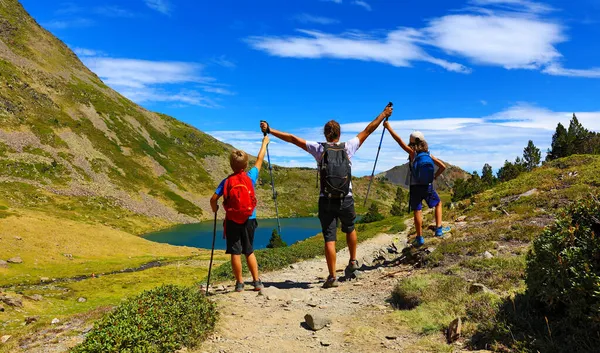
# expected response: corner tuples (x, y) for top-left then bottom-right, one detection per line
(231, 253), (260, 283)
(324, 229), (358, 278)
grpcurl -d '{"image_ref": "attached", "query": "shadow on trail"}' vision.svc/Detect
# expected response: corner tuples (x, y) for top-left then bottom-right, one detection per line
(262, 280), (314, 290)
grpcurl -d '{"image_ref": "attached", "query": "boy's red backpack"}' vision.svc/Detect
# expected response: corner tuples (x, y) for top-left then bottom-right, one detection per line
(223, 172), (257, 224)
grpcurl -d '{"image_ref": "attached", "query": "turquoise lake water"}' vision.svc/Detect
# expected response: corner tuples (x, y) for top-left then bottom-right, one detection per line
(143, 217), (322, 250)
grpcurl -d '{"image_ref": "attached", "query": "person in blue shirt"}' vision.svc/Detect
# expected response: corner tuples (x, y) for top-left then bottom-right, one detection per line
(210, 135), (269, 292)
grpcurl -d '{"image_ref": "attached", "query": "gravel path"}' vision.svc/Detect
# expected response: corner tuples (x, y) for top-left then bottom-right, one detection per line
(197, 217), (420, 353)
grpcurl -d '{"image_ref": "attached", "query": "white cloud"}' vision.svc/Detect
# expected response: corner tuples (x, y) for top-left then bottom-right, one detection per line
(207, 105), (600, 175)
(94, 6), (136, 18)
(247, 29), (470, 73)
(76, 53), (228, 107)
(480, 100), (488, 105)
(73, 47), (102, 57)
(294, 13), (340, 25)
(144, 0), (171, 15)
(247, 1), (600, 78)
(44, 18), (94, 29)
(321, 0), (343, 3)
(352, 1), (372, 11)
(542, 64), (600, 78)
(82, 57), (209, 88)
(202, 86), (236, 95)
(469, 0), (555, 14)
(424, 13), (565, 69)
(211, 56), (236, 69)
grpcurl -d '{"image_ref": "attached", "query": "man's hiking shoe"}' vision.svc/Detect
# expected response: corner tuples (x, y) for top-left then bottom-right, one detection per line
(252, 279), (264, 291)
(412, 236), (425, 247)
(345, 260), (361, 279)
(323, 276), (339, 289)
(235, 282), (245, 292)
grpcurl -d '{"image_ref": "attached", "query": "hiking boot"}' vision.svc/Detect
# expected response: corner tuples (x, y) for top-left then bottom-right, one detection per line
(235, 281), (245, 292)
(252, 279), (264, 291)
(322, 276), (339, 289)
(345, 260), (360, 279)
(435, 226), (444, 238)
(411, 236), (425, 247)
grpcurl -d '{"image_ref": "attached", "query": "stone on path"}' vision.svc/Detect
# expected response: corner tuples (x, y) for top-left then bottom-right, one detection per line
(7, 256), (22, 264)
(455, 215), (467, 222)
(320, 340), (331, 347)
(51, 318), (60, 325)
(304, 313), (331, 331)
(483, 251), (494, 259)
(77, 297), (87, 303)
(447, 317), (462, 343)
(1, 335), (11, 343)
(40, 277), (51, 283)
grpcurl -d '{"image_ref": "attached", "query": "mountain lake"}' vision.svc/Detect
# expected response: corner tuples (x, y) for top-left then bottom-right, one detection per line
(144, 217), (322, 250)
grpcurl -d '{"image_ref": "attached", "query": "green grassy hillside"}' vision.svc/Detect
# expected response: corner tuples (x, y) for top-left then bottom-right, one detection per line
(388, 154), (600, 351)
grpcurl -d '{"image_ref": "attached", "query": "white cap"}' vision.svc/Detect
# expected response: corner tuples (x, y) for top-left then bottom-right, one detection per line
(409, 131), (426, 144)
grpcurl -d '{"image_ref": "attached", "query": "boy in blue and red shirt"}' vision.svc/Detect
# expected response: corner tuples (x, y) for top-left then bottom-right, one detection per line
(210, 135), (270, 292)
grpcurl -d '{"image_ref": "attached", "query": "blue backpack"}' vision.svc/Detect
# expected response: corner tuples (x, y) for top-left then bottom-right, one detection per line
(411, 152), (435, 185)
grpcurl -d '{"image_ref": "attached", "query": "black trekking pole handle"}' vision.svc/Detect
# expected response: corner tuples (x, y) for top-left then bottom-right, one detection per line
(260, 120), (270, 136)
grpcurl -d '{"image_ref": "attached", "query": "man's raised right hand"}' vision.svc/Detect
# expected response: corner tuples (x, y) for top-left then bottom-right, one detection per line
(382, 104), (394, 119)
(260, 121), (270, 135)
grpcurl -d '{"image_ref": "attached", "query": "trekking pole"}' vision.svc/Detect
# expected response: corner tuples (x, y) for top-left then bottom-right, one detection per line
(364, 102), (393, 207)
(206, 210), (218, 296)
(260, 121), (282, 236)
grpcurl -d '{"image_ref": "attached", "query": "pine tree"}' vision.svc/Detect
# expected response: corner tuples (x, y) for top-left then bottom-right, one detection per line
(547, 122), (568, 161)
(267, 228), (287, 248)
(567, 113), (590, 155)
(523, 140), (541, 171)
(390, 186), (405, 216)
(481, 163), (495, 186)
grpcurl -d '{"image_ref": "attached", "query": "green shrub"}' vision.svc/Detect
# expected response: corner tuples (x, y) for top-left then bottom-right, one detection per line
(526, 195), (600, 333)
(359, 203), (384, 224)
(72, 285), (217, 353)
(266, 228), (287, 248)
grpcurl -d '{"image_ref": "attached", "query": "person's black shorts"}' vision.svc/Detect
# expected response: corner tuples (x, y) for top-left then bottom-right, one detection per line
(318, 196), (356, 243)
(409, 184), (441, 211)
(224, 219), (257, 255)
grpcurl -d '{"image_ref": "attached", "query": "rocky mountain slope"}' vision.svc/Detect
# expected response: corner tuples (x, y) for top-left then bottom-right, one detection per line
(378, 161), (468, 191)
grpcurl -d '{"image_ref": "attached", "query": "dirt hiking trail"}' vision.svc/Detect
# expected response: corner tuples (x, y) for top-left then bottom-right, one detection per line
(197, 217), (426, 353)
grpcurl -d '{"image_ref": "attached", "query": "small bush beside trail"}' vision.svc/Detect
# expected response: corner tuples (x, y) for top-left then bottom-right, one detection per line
(526, 196), (600, 344)
(72, 285), (217, 353)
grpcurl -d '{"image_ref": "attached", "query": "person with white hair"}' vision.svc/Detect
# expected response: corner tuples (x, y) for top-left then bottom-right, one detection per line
(383, 122), (447, 246)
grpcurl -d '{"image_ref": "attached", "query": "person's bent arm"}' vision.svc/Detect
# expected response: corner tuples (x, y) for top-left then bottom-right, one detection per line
(431, 155), (446, 180)
(261, 122), (308, 152)
(210, 193), (220, 213)
(383, 120), (414, 157)
(356, 104), (393, 147)
(254, 135), (270, 172)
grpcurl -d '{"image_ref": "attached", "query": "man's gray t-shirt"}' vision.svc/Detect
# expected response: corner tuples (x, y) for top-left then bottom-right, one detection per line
(306, 137), (361, 197)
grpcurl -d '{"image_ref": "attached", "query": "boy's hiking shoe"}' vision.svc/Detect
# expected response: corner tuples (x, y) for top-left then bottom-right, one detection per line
(323, 276), (339, 289)
(412, 236), (425, 247)
(252, 279), (264, 291)
(235, 282), (245, 292)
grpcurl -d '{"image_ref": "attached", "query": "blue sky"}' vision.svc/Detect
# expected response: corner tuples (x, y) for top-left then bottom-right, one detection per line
(22, 0), (600, 174)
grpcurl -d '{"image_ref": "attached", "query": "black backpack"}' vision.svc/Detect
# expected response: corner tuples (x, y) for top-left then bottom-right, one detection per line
(319, 143), (352, 199)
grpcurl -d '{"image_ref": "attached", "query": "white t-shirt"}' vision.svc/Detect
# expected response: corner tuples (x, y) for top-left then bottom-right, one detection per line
(306, 136), (361, 197)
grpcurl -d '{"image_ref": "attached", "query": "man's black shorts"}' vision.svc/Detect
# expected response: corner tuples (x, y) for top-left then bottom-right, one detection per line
(318, 196), (356, 243)
(224, 219), (257, 255)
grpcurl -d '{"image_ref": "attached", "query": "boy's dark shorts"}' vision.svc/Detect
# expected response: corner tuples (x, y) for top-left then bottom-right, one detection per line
(318, 196), (356, 243)
(225, 219), (257, 255)
(410, 184), (441, 211)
